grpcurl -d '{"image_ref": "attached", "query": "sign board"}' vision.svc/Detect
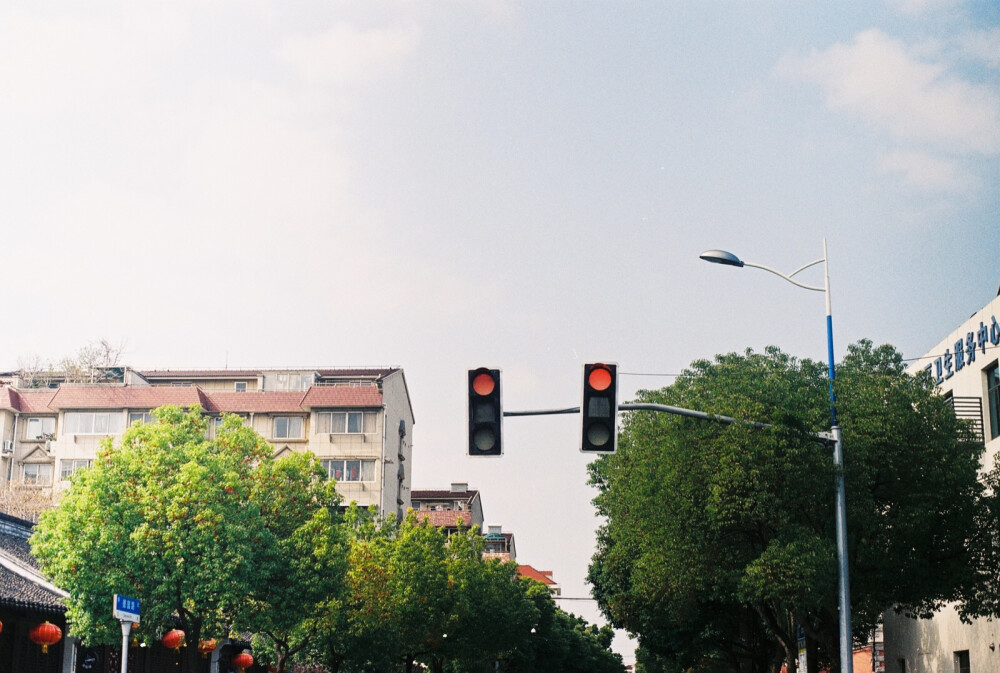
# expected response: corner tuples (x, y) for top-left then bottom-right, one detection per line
(112, 594), (140, 623)
(796, 625), (807, 673)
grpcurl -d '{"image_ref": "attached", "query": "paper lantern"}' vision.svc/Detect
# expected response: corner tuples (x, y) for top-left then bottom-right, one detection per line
(232, 649), (254, 672)
(198, 638), (218, 658)
(29, 621), (62, 653)
(162, 629), (185, 650)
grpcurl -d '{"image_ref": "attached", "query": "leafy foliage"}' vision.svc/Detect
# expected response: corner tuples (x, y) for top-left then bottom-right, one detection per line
(31, 406), (341, 672)
(588, 342), (987, 673)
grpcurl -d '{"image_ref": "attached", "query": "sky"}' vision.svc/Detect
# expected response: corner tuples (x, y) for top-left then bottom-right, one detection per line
(2, 0), (999, 663)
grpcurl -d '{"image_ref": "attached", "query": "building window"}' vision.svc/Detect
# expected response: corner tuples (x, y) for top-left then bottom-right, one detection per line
(265, 373), (314, 392)
(954, 650), (969, 673)
(61, 459), (93, 481)
(321, 459), (375, 482)
(128, 411), (155, 427)
(273, 416), (304, 439)
(987, 362), (1000, 440)
(316, 411), (377, 434)
(63, 412), (126, 435)
(25, 417), (56, 440)
(235, 381), (248, 392)
(23, 463), (53, 486)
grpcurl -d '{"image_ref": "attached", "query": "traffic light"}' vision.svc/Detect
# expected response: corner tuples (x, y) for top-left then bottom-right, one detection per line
(581, 362), (618, 453)
(468, 368), (502, 456)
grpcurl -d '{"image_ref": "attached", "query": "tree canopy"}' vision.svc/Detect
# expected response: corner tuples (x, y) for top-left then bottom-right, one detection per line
(588, 341), (989, 673)
(31, 406), (342, 673)
(31, 404), (625, 673)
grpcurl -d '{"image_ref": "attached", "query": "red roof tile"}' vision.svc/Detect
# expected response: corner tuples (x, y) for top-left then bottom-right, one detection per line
(0, 388), (20, 412)
(12, 390), (58, 413)
(202, 392), (306, 413)
(48, 386), (204, 410)
(300, 386), (382, 408)
(517, 565), (557, 585)
(416, 510), (474, 528)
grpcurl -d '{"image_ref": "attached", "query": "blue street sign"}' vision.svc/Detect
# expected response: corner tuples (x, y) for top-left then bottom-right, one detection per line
(113, 594), (140, 623)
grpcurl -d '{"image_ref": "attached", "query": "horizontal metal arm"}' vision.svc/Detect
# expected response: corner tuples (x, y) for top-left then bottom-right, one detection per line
(503, 404), (836, 445)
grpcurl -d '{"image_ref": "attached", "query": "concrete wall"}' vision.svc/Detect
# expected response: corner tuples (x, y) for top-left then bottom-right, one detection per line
(886, 293), (1000, 672)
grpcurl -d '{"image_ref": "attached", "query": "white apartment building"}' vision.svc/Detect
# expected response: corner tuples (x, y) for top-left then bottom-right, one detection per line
(883, 291), (1000, 673)
(0, 367), (415, 518)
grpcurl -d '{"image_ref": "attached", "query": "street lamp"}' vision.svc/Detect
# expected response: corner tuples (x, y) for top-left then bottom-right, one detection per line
(700, 240), (853, 673)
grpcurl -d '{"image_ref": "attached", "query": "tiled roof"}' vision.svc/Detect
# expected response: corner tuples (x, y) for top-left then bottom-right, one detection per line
(0, 384), (383, 414)
(14, 390), (59, 413)
(415, 510), (474, 528)
(517, 565), (557, 586)
(300, 386), (382, 408)
(0, 518), (65, 614)
(138, 367), (400, 380)
(411, 489), (479, 501)
(48, 386), (204, 410)
(0, 387), (20, 412)
(202, 392), (308, 413)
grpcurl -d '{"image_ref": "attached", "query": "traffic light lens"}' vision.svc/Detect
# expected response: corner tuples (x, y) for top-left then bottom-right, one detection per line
(472, 372), (496, 397)
(473, 427), (497, 452)
(473, 401), (495, 422)
(586, 422), (611, 447)
(588, 366), (613, 392)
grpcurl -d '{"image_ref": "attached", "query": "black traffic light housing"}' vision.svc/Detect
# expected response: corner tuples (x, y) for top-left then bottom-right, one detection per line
(468, 368), (502, 456)
(581, 362), (618, 453)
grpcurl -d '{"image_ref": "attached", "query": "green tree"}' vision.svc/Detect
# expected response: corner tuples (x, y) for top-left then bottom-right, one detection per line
(237, 452), (348, 673)
(504, 579), (625, 673)
(588, 342), (986, 673)
(31, 406), (343, 673)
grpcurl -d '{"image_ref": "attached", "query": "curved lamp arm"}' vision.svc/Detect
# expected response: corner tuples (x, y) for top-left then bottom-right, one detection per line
(742, 259), (825, 292)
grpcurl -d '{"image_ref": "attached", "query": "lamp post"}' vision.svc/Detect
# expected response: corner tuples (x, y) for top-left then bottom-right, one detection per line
(700, 240), (853, 673)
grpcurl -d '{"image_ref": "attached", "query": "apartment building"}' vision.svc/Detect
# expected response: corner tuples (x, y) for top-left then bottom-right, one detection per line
(411, 483), (485, 530)
(410, 483), (517, 561)
(0, 367), (415, 517)
(883, 290), (1000, 673)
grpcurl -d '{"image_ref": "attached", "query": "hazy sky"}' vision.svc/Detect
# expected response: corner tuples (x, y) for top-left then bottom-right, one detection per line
(2, 0), (999, 662)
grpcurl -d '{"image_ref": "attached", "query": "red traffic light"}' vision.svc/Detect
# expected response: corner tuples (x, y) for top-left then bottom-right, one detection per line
(472, 371), (496, 397)
(468, 368), (502, 456)
(581, 362), (618, 453)
(587, 364), (614, 392)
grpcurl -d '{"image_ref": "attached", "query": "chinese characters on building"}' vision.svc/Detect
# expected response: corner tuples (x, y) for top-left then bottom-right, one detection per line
(923, 316), (1000, 384)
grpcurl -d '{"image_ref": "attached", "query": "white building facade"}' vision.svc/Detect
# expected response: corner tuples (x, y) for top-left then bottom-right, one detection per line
(883, 292), (1000, 673)
(0, 367), (415, 518)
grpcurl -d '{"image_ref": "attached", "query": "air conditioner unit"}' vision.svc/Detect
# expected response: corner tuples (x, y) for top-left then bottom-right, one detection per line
(1, 440), (13, 454)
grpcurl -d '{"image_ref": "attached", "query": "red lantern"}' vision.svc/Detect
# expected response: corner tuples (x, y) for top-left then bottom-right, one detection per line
(162, 628), (185, 650)
(198, 638), (218, 658)
(232, 650), (254, 672)
(0, 618), (3, 634)
(29, 621), (63, 653)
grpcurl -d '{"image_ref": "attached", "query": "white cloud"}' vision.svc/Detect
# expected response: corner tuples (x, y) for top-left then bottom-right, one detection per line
(959, 28), (1000, 69)
(275, 22), (421, 86)
(878, 148), (970, 192)
(780, 29), (1000, 155)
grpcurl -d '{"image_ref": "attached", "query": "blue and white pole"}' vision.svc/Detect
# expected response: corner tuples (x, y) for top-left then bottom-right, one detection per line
(700, 240), (854, 673)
